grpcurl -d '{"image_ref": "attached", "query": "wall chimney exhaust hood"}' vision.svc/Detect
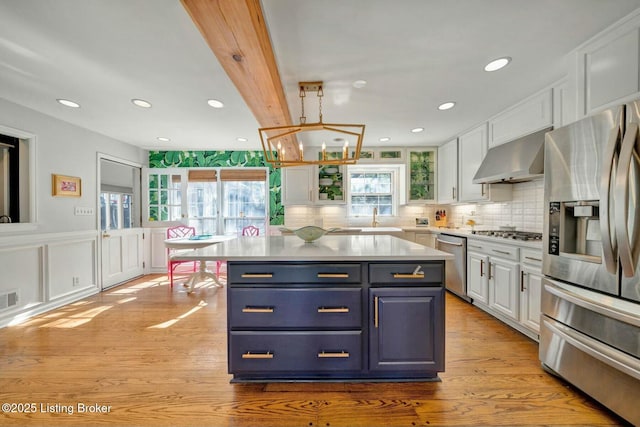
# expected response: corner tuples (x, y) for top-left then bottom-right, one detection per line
(472, 127), (552, 184)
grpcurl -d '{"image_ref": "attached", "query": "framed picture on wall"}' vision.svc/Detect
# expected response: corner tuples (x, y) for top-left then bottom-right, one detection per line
(52, 174), (81, 197)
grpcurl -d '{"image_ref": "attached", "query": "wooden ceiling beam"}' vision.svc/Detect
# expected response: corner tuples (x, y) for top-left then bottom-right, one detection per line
(181, 0), (300, 159)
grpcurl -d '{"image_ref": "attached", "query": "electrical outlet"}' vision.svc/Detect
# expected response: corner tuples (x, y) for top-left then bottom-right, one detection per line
(72, 276), (80, 286)
(74, 207), (94, 216)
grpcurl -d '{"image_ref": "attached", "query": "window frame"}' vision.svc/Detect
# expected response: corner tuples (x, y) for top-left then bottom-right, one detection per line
(346, 165), (401, 218)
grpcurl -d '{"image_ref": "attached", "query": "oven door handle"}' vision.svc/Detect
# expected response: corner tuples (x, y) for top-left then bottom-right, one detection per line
(600, 122), (621, 275)
(542, 318), (640, 380)
(615, 122), (640, 277)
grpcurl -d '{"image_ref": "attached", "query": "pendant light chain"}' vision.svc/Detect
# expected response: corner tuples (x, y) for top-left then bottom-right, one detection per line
(318, 84), (323, 123)
(299, 84), (307, 124)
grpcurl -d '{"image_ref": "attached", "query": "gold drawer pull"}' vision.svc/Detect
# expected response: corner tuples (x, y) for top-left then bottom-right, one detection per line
(393, 273), (425, 279)
(318, 351), (350, 358)
(317, 307), (349, 313)
(242, 352), (273, 359)
(242, 307), (274, 313)
(317, 273), (350, 278)
(241, 273), (273, 278)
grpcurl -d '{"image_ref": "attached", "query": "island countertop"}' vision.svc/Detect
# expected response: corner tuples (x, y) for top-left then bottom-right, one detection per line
(171, 234), (453, 262)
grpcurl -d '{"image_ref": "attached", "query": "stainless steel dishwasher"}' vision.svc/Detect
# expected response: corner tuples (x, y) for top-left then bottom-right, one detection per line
(435, 233), (471, 302)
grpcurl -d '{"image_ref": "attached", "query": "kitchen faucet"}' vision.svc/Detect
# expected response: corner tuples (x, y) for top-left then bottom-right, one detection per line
(371, 207), (380, 227)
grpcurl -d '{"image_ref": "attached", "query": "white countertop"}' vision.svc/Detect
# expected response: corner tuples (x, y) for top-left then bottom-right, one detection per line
(171, 234), (453, 262)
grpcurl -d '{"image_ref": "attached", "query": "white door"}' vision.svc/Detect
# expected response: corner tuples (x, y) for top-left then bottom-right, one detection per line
(101, 228), (144, 289)
(99, 158), (144, 289)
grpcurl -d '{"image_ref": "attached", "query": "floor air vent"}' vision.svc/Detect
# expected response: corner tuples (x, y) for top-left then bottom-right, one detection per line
(0, 290), (18, 310)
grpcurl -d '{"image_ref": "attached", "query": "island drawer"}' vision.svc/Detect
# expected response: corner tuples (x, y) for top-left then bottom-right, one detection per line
(229, 288), (362, 328)
(369, 262), (443, 285)
(229, 331), (362, 373)
(228, 263), (362, 284)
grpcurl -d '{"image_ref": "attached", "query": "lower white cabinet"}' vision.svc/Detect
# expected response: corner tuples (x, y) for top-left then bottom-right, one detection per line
(467, 238), (542, 341)
(488, 257), (519, 321)
(519, 248), (543, 334)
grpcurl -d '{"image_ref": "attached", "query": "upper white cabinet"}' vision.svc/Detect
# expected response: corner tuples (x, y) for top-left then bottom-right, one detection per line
(575, 12), (640, 116)
(458, 124), (487, 202)
(437, 138), (457, 204)
(488, 89), (553, 148)
(458, 125), (512, 203)
(282, 166), (314, 205)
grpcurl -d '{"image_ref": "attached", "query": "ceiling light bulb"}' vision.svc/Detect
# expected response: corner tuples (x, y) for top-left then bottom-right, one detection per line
(157, 137), (171, 142)
(411, 127), (424, 133)
(132, 99), (152, 108)
(484, 57), (511, 72)
(207, 99), (224, 108)
(438, 102), (456, 111)
(352, 80), (367, 88)
(379, 137), (391, 142)
(57, 99), (80, 108)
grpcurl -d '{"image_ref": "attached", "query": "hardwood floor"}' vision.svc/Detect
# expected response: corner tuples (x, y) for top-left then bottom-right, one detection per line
(0, 274), (629, 426)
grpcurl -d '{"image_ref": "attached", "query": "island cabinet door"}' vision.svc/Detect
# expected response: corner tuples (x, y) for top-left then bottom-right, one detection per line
(369, 287), (444, 372)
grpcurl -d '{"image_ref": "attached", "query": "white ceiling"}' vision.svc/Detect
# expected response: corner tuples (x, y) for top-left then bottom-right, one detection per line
(1, 0), (640, 152)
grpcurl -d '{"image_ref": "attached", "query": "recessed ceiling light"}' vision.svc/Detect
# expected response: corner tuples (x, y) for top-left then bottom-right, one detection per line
(131, 99), (152, 108)
(237, 137), (248, 142)
(157, 137), (171, 142)
(484, 57), (511, 72)
(352, 80), (367, 89)
(438, 102), (456, 111)
(207, 99), (224, 108)
(57, 99), (80, 108)
(379, 137), (391, 142)
(411, 127), (425, 133)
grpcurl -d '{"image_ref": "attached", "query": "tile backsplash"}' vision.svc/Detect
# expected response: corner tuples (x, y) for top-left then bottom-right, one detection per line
(283, 179), (544, 233)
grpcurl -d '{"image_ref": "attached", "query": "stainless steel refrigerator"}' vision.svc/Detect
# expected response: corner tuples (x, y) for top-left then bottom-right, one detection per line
(540, 101), (640, 425)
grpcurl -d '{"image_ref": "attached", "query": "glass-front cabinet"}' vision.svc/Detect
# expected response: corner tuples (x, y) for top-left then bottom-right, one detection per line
(317, 150), (345, 204)
(407, 149), (436, 203)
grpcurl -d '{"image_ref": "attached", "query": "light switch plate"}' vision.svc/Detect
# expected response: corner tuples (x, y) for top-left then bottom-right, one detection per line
(74, 206), (94, 216)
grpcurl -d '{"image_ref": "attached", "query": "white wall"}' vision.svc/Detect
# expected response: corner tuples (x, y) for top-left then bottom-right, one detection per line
(0, 97), (146, 327)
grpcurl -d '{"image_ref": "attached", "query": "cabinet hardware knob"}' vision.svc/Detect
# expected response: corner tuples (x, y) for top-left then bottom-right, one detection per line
(242, 307), (274, 313)
(318, 351), (350, 358)
(317, 273), (349, 278)
(242, 352), (274, 359)
(241, 273), (273, 278)
(317, 307), (349, 313)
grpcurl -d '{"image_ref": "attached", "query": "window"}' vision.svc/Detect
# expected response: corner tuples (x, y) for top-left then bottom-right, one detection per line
(100, 192), (134, 230)
(348, 167), (399, 217)
(144, 168), (268, 235)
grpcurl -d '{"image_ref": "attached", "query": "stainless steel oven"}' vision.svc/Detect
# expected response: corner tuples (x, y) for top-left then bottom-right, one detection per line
(540, 101), (640, 425)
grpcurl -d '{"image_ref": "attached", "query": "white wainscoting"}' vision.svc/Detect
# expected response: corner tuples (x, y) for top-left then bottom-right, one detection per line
(0, 230), (99, 328)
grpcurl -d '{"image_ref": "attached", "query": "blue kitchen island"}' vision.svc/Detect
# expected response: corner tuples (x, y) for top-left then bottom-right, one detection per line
(174, 234), (452, 382)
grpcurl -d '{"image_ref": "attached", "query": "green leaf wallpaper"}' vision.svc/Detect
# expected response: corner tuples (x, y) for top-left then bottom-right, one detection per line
(148, 151), (283, 225)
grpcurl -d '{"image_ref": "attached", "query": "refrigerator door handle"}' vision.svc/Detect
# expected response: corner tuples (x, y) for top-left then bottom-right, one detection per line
(600, 124), (621, 275)
(615, 122), (640, 277)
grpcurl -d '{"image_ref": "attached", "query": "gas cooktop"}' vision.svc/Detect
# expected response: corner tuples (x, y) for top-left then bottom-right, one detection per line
(471, 230), (543, 241)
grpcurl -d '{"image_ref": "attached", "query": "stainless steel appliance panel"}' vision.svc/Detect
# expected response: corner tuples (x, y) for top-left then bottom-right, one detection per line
(543, 106), (624, 295)
(435, 233), (470, 302)
(620, 100), (640, 303)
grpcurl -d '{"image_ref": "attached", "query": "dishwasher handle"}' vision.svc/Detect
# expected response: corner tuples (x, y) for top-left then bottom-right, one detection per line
(436, 238), (464, 247)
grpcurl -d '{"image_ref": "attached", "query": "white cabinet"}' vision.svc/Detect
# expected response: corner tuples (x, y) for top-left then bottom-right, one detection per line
(148, 227), (169, 273)
(467, 249), (489, 304)
(415, 232), (436, 248)
(488, 256), (520, 321)
(282, 166), (314, 205)
(437, 138), (457, 204)
(519, 248), (543, 334)
(575, 14), (640, 116)
(407, 149), (436, 203)
(488, 89), (553, 148)
(458, 124), (512, 203)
